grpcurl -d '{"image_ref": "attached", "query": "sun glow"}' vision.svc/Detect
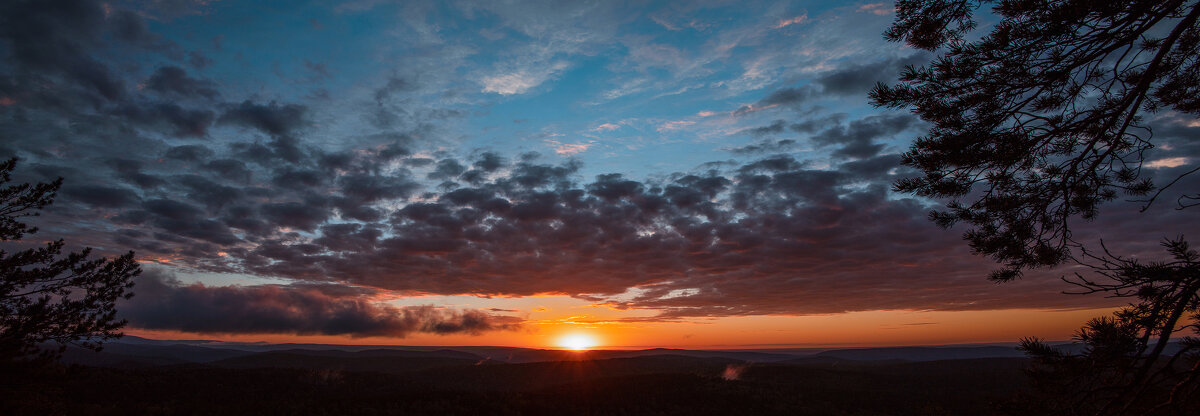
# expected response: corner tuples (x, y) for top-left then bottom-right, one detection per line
(559, 333), (598, 351)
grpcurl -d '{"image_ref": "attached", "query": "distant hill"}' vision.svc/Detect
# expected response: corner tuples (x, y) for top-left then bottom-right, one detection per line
(403, 354), (744, 392)
(590, 347), (801, 362)
(813, 346), (1026, 361)
(59, 342), (255, 367)
(30, 337), (1196, 415)
(17, 352), (1035, 415)
(209, 350), (486, 373)
(64, 337), (1187, 370)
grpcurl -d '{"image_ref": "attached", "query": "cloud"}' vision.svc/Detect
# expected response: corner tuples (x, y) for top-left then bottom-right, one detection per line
(480, 62), (570, 95)
(120, 270), (523, 337)
(114, 102), (215, 138)
(649, 12), (709, 32)
(734, 86), (818, 115)
(857, 3), (894, 16)
(373, 76), (417, 103)
(738, 120), (787, 137)
(0, 0), (125, 102)
(809, 113), (918, 159)
(773, 14), (808, 29)
(1146, 157), (1189, 169)
(545, 140), (594, 156)
(1, 0), (1181, 329)
(461, 1), (624, 96)
(730, 53), (930, 118)
(62, 184), (142, 208)
(727, 138), (798, 155)
(12, 120), (1139, 320)
(219, 101), (309, 136)
(481, 72), (543, 95)
(188, 50), (213, 69)
(815, 53), (930, 96)
(657, 120), (696, 132)
(143, 66), (219, 100)
(102, 151), (1116, 318)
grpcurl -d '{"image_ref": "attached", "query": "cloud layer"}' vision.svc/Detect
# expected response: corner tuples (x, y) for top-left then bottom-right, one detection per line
(121, 270), (522, 337)
(2, 0), (1196, 335)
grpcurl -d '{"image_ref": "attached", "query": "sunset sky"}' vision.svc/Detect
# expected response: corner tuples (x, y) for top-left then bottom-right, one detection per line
(2, 0), (1196, 350)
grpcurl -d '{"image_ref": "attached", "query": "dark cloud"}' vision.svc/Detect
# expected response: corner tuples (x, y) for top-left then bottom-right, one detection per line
(61, 184), (141, 208)
(729, 114), (906, 163)
(738, 120), (787, 137)
(188, 50), (213, 69)
(760, 87), (816, 107)
(176, 174), (243, 209)
(460, 152), (508, 184)
(587, 173), (643, 201)
(100, 152), (1106, 318)
(314, 223), (382, 253)
(816, 52), (931, 96)
(107, 159), (168, 189)
(0, 0), (1167, 328)
(271, 169), (325, 190)
(810, 113), (917, 159)
(260, 200), (332, 232)
(735, 86), (818, 115)
(839, 154), (908, 181)
(219, 100), (308, 136)
(506, 156), (581, 189)
(727, 138), (798, 155)
(164, 145), (215, 162)
(378, 138), (414, 161)
(108, 9), (151, 43)
(374, 76), (416, 103)
(141, 198), (242, 245)
(0, 0), (124, 102)
(11, 142), (1147, 323)
(114, 102), (215, 138)
(428, 158), (467, 181)
(144, 66), (219, 100)
(338, 173), (420, 203)
(267, 136), (308, 163)
(733, 53), (931, 117)
(107, 9), (176, 52)
(789, 113), (846, 133)
(473, 152), (507, 172)
(203, 159), (253, 182)
(119, 270), (523, 337)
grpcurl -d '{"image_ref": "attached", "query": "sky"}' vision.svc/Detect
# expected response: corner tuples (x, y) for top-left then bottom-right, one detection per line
(1, 0), (1197, 350)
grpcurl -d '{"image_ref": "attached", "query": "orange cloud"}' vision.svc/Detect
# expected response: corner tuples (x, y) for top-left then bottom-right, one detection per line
(1146, 157), (1189, 168)
(545, 139), (595, 155)
(773, 14), (808, 29)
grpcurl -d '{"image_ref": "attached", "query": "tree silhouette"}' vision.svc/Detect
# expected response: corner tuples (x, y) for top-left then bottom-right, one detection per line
(1013, 238), (1200, 414)
(0, 158), (140, 363)
(872, 1), (1199, 414)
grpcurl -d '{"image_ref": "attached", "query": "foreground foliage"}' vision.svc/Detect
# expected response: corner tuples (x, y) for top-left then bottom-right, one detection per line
(0, 158), (140, 362)
(874, 1), (1200, 413)
(874, 0), (1200, 277)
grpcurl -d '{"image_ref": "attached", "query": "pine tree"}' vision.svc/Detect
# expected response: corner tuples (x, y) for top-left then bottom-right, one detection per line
(0, 158), (139, 362)
(872, 1), (1200, 413)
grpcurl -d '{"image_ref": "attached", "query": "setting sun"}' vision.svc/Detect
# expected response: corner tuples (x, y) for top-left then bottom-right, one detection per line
(558, 334), (598, 351)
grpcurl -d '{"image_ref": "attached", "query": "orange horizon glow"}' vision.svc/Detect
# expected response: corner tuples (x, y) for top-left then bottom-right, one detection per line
(122, 306), (1122, 350)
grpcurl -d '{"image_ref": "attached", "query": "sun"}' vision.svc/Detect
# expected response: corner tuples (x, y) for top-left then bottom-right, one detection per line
(558, 333), (598, 351)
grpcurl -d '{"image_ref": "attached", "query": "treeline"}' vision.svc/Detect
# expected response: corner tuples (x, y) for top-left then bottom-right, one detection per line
(3, 357), (1032, 416)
